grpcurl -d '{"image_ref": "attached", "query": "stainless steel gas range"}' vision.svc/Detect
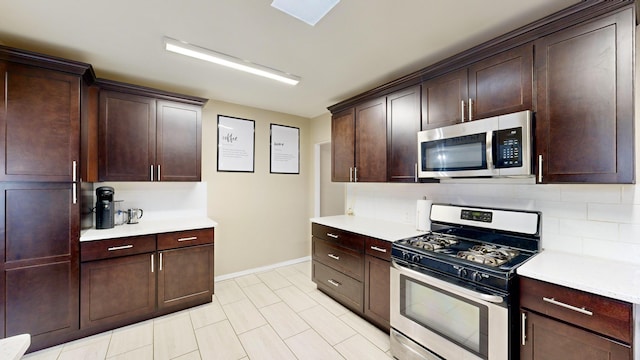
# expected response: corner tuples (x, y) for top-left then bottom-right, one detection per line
(390, 203), (541, 360)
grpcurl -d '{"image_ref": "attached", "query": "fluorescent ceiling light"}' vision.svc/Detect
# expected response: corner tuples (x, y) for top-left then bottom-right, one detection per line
(271, 0), (340, 26)
(163, 37), (300, 86)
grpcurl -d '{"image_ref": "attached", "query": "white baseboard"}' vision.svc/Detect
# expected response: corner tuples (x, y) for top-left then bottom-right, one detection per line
(214, 256), (311, 282)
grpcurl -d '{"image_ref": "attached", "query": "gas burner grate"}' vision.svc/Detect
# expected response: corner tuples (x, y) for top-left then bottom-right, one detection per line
(456, 244), (520, 267)
(409, 234), (458, 251)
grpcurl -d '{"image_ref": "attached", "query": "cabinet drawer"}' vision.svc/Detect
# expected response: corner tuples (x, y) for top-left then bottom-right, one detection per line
(157, 228), (214, 250)
(81, 235), (156, 262)
(365, 238), (391, 261)
(312, 237), (363, 280)
(520, 277), (632, 343)
(312, 223), (365, 252)
(312, 261), (363, 312)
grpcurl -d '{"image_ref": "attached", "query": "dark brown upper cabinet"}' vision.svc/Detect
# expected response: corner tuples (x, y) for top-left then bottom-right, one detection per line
(0, 61), (81, 182)
(387, 85), (421, 182)
(534, 7), (634, 184)
(96, 81), (206, 182)
(331, 98), (387, 182)
(422, 43), (533, 130)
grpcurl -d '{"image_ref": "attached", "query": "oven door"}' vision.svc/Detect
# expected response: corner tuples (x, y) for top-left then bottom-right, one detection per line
(390, 261), (509, 360)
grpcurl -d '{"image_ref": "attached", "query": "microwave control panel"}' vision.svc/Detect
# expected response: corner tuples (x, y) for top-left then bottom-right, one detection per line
(495, 127), (522, 168)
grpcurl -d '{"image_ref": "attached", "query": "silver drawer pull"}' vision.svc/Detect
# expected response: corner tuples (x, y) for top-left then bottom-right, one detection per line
(327, 233), (339, 239)
(328, 254), (340, 260)
(542, 297), (593, 316)
(178, 236), (198, 242)
(108, 245), (133, 251)
(327, 279), (341, 287)
(370, 246), (387, 253)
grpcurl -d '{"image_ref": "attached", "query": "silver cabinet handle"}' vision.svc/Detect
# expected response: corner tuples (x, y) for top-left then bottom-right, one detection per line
(72, 183), (77, 204)
(150, 165), (154, 181)
(157, 164), (161, 181)
(159, 252), (163, 271)
(468, 98), (473, 121)
(521, 312), (527, 346)
(327, 279), (341, 287)
(354, 167), (358, 182)
(108, 244), (133, 251)
(349, 167), (353, 182)
(72, 160), (77, 182)
(414, 163), (418, 183)
(538, 155), (543, 183)
(370, 246), (387, 253)
(461, 100), (465, 122)
(542, 297), (593, 316)
(151, 254), (154, 273)
(327, 233), (339, 239)
(328, 253), (340, 260)
(178, 236), (197, 242)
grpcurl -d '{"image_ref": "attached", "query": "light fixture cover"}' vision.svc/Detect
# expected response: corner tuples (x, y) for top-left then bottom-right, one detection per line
(164, 37), (300, 85)
(271, 0), (340, 26)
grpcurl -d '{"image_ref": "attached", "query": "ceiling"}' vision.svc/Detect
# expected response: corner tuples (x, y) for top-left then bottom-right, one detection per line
(0, 0), (580, 118)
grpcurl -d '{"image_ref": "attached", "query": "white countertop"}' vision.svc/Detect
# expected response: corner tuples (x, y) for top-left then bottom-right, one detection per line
(517, 250), (640, 304)
(310, 215), (427, 242)
(80, 217), (218, 242)
(0, 334), (30, 360)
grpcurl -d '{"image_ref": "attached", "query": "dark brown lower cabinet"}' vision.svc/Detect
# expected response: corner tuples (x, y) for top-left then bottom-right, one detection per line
(521, 310), (631, 360)
(81, 253), (156, 328)
(311, 223), (391, 332)
(158, 244), (214, 309)
(363, 254), (390, 330)
(520, 277), (633, 360)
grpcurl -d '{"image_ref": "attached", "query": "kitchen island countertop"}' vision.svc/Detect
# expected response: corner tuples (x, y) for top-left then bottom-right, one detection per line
(310, 215), (427, 242)
(80, 217), (218, 242)
(517, 250), (640, 304)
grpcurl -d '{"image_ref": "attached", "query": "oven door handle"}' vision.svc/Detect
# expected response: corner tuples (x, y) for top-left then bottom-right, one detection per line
(392, 260), (505, 304)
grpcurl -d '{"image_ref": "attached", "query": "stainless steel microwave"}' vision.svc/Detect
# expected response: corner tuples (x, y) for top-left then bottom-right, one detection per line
(418, 110), (532, 178)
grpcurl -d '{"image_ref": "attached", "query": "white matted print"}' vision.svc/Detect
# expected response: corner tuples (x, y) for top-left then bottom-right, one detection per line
(270, 124), (299, 174)
(217, 115), (255, 172)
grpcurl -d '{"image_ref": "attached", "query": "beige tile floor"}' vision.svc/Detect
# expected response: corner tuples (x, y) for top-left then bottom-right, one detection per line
(22, 261), (393, 360)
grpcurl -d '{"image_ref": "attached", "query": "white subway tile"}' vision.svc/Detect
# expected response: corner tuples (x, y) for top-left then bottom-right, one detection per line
(621, 185), (640, 204)
(561, 185), (621, 203)
(540, 233), (583, 253)
(558, 219), (619, 240)
(618, 223), (640, 244)
(535, 201), (587, 220)
(583, 238), (640, 264)
(588, 203), (640, 223)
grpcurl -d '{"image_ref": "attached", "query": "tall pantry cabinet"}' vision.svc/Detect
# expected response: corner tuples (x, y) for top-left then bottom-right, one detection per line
(0, 46), (90, 349)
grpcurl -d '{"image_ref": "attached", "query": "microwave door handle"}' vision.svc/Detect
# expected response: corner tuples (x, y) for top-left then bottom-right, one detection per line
(486, 131), (495, 170)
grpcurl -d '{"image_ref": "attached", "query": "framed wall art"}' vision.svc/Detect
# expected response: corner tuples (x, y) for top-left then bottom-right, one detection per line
(217, 115), (255, 172)
(270, 124), (299, 174)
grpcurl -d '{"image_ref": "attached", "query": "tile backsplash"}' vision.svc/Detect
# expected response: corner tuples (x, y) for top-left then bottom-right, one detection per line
(345, 179), (640, 265)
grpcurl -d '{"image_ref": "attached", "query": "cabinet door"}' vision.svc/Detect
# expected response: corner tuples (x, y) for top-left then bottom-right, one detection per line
(534, 9), (633, 183)
(80, 253), (156, 328)
(355, 97), (387, 182)
(0, 61), (79, 182)
(98, 91), (156, 181)
(158, 244), (214, 309)
(521, 310), (631, 360)
(468, 43), (533, 120)
(1, 183), (79, 341)
(364, 255), (390, 330)
(156, 101), (202, 181)
(421, 68), (468, 130)
(387, 85), (421, 182)
(331, 108), (355, 182)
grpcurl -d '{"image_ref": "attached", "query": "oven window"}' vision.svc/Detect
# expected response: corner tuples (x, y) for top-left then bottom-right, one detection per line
(400, 274), (488, 358)
(422, 133), (487, 171)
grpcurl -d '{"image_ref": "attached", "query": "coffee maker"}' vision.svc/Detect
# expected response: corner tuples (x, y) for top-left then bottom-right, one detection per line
(95, 186), (115, 229)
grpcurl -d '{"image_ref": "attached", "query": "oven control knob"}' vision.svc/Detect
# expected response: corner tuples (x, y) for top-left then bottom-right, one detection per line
(402, 252), (411, 261)
(453, 265), (467, 277)
(472, 271), (483, 282)
(411, 254), (422, 263)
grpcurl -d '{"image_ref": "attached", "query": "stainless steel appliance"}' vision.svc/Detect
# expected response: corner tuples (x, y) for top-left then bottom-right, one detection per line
(390, 203), (541, 360)
(417, 110), (532, 179)
(95, 186), (115, 229)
